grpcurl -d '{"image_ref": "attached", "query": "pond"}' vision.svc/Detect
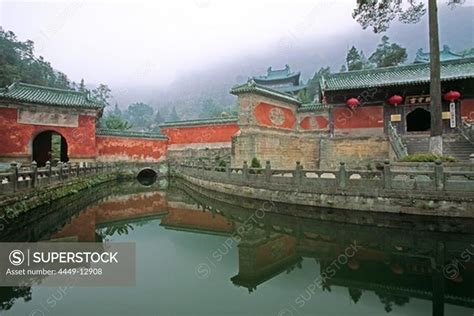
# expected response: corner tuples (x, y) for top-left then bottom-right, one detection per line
(0, 180), (473, 316)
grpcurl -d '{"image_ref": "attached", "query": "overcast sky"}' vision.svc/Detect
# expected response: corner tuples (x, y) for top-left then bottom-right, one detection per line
(0, 0), (374, 87)
(1, 0), (473, 90)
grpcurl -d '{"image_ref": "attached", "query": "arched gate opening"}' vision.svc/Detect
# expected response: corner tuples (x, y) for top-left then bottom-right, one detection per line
(32, 131), (69, 167)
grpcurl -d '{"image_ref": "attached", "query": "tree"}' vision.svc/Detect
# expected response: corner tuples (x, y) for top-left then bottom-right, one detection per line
(103, 114), (132, 130)
(352, 0), (464, 155)
(169, 106), (180, 121)
(339, 64), (347, 72)
(369, 36), (407, 68)
(154, 109), (165, 124)
(199, 98), (223, 118)
(91, 84), (111, 107)
(305, 67), (331, 102)
(151, 109), (165, 133)
(297, 88), (312, 103)
(0, 28), (73, 89)
(346, 46), (372, 71)
(112, 103), (122, 117)
(124, 102), (154, 129)
(78, 78), (86, 92)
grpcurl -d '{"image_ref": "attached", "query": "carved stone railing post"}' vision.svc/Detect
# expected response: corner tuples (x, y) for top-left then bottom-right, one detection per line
(225, 165), (231, 178)
(294, 161), (303, 185)
(58, 162), (63, 181)
(67, 162), (71, 178)
(434, 160), (444, 190)
(10, 162), (18, 192)
(265, 161), (272, 182)
(338, 162), (346, 189)
(31, 161), (38, 188)
(242, 161), (249, 180)
(46, 161), (52, 184)
(470, 153), (474, 164)
(383, 160), (392, 189)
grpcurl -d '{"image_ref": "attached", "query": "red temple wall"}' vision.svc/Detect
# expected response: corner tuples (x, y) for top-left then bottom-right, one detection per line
(254, 235), (297, 269)
(50, 207), (97, 242)
(0, 107), (96, 159)
(161, 208), (233, 233)
(300, 115), (329, 130)
(161, 123), (239, 145)
(254, 102), (296, 129)
(96, 135), (167, 162)
(333, 106), (384, 130)
(461, 99), (474, 122)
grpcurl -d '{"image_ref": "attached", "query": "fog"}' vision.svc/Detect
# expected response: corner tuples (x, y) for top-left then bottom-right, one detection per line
(1, 0), (473, 110)
(1, 0), (370, 87)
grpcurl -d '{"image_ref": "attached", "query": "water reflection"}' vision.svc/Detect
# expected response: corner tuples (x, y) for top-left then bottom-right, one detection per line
(0, 180), (472, 316)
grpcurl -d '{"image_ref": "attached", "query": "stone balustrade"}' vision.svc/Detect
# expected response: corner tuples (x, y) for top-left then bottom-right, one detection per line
(176, 159), (474, 194)
(0, 161), (118, 194)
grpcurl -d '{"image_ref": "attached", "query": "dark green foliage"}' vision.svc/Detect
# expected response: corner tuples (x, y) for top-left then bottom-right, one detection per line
(305, 67), (331, 102)
(104, 114), (132, 130)
(0, 28), (72, 88)
(400, 153), (456, 162)
(369, 36), (407, 68)
(251, 157), (262, 168)
(124, 102), (154, 129)
(297, 88), (312, 103)
(198, 97), (236, 118)
(91, 84), (111, 107)
(346, 46), (372, 71)
(352, 0), (427, 33)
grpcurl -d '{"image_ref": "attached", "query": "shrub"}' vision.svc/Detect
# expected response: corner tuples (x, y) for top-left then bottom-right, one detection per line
(400, 153), (456, 163)
(250, 157), (262, 168)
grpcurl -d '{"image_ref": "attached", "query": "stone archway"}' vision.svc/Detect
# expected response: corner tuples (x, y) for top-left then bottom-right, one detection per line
(32, 131), (69, 167)
(406, 108), (431, 132)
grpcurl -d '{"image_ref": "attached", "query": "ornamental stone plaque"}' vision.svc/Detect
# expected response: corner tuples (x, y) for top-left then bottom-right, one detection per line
(18, 109), (79, 127)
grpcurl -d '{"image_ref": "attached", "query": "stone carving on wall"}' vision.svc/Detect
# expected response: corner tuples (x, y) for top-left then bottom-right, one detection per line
(269, 107), (285, 126)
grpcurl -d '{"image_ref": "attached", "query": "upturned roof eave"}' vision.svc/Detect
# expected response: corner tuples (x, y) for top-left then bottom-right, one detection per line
(231, 82), (301, 105)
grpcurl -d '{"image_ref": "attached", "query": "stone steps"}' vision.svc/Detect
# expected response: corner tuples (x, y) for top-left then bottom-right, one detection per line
(401, 133), (474, 161)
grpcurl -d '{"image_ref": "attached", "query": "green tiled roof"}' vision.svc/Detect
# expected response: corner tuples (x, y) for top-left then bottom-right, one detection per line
(322, 57), (474, 91)
(96, 128), (167, 139)
(0, 82), (104, 108)
(253, 64), (300, 82)
(414, 45), (471, 63)
(160, 116), (238, 128)
(276, 84), (307, 94)
(231, 80), (301, 105)
(297, 103), (327, 112)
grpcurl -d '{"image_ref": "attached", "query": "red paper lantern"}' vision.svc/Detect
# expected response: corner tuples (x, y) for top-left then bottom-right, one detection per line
(388, 95), (403, 106)
(443, 90), (461, 102)
(346, 98), (359, 110)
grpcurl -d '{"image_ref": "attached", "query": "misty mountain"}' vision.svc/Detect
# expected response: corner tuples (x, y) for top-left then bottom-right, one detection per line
(111, 4), (473, 120)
